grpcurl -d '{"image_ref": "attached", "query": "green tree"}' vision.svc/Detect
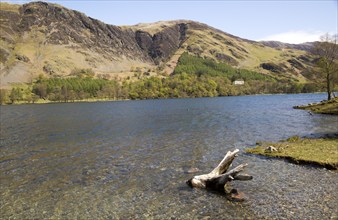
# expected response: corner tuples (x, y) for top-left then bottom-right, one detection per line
(32, 94), (39, 103)
(61, 85), (69, 102)
(10, 87), (23, 104)
(33, 83), (47, 99)
(0, 89), (9, 104)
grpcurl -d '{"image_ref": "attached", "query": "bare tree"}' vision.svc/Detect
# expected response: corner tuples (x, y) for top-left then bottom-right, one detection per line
(312, 34), (338, 100)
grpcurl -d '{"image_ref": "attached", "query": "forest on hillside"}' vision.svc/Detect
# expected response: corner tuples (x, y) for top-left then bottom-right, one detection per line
(0, 53), (325, 104)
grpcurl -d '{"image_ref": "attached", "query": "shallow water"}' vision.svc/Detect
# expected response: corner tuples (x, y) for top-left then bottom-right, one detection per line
(0, 93), (337, 219)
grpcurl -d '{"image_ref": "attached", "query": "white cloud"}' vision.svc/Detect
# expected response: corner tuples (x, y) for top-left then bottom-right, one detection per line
(258, 30), (326, 44)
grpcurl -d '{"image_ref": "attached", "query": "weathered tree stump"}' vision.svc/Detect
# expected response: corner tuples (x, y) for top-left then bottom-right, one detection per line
(186, 149), (252, 200)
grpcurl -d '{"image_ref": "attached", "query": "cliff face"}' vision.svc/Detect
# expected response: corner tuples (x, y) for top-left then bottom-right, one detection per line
(0, 1), (316, 87)
(135, 23), (188, 64)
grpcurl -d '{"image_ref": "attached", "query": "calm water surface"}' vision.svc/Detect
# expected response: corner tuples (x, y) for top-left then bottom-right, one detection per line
(0, 93), (337, 219)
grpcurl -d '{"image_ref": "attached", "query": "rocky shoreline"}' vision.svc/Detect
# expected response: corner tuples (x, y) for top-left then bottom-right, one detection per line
(293, 97), (338, 115)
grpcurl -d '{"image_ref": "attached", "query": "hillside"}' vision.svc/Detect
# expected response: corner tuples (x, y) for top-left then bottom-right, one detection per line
(0, 1), (320, 88)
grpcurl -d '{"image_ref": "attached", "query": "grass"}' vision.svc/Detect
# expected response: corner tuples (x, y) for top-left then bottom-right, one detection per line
(0, 2), (20, 13)
(245, 136), (338, 170)
(294, 97), (338, 114)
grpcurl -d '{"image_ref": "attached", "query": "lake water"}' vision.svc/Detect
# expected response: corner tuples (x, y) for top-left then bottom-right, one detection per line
(0, 93), (337, 219)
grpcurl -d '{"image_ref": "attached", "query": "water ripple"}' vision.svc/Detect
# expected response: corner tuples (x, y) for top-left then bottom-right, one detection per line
(0, 94), (337, 219)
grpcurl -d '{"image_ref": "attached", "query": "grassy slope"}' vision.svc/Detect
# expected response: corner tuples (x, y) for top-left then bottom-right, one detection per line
(1, 26), (153, 86)
(0, 2), (20, 12)
(181, 28), (309, 82)
(246, 136), (338, 170)
(0, 2), (154, 86)
(126, 20), (188, 35)
(241, 42), (308, 81)
(294, 97), (338, 114)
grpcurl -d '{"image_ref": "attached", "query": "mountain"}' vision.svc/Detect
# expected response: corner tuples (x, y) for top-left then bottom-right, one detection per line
(260, 41), (314, 52)
(0, 1), (317, 88)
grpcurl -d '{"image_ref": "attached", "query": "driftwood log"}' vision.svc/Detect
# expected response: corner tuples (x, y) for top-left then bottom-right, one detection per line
(186, 149), (252, 200)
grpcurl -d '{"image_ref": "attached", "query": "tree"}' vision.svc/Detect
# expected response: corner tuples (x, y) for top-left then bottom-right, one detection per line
(9, 87), (23, 104)
(61, 85), (69, 102)
(312, 34), (338, 100)
(33, 83), (47, 99)
(0, 89), (9, 104)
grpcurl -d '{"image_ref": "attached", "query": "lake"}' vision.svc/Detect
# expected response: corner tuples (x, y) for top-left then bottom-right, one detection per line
(0, 93), (337, 219)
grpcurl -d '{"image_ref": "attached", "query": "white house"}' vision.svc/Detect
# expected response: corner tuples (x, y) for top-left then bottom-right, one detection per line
(233, 80), (244, 85)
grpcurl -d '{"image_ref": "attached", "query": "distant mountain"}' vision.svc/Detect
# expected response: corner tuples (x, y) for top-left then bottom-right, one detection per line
(0, 1), (317, 87)
(259, 41), (314, 52)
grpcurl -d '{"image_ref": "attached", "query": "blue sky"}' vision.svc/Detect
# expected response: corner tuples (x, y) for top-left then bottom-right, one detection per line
(3, 0), (338, 43)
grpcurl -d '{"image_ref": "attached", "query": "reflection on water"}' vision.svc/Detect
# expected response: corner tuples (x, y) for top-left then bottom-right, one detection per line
(0, 93), (337, 219)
